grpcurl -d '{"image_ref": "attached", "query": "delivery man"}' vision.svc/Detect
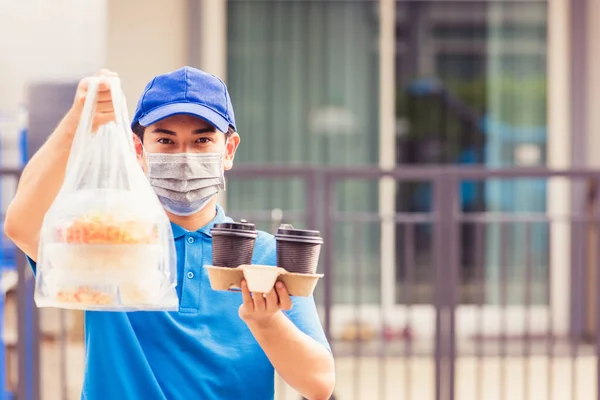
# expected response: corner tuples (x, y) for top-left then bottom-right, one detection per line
(4, 67), (335, 400)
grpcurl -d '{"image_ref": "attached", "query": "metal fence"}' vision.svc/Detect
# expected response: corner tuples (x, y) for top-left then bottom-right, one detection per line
(9, 166), (600, 400)
(0, 168), (40, 400)
(228, 166), (600, 400)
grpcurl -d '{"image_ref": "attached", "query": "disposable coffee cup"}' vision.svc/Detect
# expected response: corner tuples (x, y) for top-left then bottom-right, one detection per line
(275, 224), (323, 275)
(211, 220), (258, 268)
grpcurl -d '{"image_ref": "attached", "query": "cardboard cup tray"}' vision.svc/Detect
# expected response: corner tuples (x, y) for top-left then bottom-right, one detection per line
(204, 265), (323, 297)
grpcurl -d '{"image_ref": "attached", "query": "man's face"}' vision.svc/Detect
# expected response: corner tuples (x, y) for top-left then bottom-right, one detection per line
(134, 114), (240, 173)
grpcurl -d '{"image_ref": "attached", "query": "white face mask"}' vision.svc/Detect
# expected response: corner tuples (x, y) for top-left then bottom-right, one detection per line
(145, 150), (226, 216)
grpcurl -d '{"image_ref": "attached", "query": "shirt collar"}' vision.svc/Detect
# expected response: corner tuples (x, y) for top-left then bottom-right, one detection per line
(169, 204), (231, 239)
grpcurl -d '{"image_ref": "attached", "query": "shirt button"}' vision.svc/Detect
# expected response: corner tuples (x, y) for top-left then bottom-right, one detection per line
(187, 237), (195, 244)
(187, 271), (194, 279)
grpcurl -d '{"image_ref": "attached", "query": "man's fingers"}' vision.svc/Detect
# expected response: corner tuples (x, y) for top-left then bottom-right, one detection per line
(68, 71), (118, 132)
(75, 78), (111, 107)
(252, 291), (266, 312)
(74, 78), (92, 107)
(95, 70), (118, 92)
(92, 112), (116, 128)
(79, 76), (111, 92)
(265, 287), (279, 312)
(95, 100), (114, 113)
(241, 280), (254, 310)
(96, 89), (113, 102)
(78, 76), (91, 90)
(275, 282), (293, 311)
(97, 79), (111, 92)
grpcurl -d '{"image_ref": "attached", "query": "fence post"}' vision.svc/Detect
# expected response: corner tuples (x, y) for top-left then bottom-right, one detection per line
(432, 172), (458, 400)
(1, 167), (42, 400)
(323, 172), (335, 342)
(16, 248), (40, 400)
(306, 169), (319, 231)
(447, 172), (459, 400)
(595, 175), (600, 400)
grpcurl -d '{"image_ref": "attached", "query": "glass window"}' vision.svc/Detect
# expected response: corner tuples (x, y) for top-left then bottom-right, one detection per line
(226, 0), (381, 304)
(395, 0), (548, 305)
(226, 0), (549, 307)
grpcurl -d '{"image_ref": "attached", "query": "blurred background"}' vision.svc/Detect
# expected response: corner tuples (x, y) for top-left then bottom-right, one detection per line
(0, 0), (599, 399)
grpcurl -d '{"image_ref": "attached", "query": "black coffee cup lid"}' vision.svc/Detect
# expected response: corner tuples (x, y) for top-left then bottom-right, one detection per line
(212, 220), (256, 232)
(276, 224), (320, 237)
(275, 224), (323, 244)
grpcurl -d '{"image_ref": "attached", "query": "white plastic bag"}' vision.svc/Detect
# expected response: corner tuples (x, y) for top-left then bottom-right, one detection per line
(35, 77), (178, 311)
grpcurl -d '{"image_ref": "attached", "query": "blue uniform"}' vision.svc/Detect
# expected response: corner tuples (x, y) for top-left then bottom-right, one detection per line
(29, 205), (330, 399)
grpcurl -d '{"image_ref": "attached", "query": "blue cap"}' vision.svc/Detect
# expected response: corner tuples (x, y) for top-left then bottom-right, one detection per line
(131, 66), (236, 133)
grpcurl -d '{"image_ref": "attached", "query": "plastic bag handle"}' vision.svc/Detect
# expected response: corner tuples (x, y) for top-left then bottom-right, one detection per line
(65, 78), (100, 173)
(66, 77), (137, 174)
(107, 78), (137, 158)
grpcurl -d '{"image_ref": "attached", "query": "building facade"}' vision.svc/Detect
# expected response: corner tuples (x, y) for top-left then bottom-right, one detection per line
(0, 0), (598, 338)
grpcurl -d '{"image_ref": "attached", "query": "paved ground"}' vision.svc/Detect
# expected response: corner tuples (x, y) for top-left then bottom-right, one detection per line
(20, 340), (597, 400)
(278, 356), (596, 400)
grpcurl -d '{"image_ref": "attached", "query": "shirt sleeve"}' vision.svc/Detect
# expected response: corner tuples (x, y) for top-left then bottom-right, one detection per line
(285, 295), (331, 353)
(252, 232), (331, 352)
(26, 255), (37, 276)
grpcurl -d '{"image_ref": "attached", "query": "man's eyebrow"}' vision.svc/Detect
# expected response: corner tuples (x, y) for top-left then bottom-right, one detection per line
(193, 127), (217, 134)
(149, 127), (216, 135)
(150, 128), (176, 136)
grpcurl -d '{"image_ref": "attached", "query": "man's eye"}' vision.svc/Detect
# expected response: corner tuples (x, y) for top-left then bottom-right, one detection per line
(157, 138), (174, 144)
(196, 137), (211, 144)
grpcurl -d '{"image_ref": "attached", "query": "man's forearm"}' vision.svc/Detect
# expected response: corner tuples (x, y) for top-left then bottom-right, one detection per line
(247, 312), (335, 400)
(5, 113), (76, 260)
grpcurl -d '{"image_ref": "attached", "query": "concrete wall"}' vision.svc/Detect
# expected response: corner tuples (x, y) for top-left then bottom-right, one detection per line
(0, 0), (107, 221)
(586, 0), (600, 165)
(198, 0), (227, 80)
(0, 0), (190, 115)
(547, 0), (572, 336)
(585, 0), (600, 336)
(0, 0), (106, 339)
(0, 0), (106, 114)
(105, 0), (189, 114)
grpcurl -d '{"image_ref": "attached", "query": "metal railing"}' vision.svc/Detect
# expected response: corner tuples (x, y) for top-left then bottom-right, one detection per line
(0, 168), (40, 400)
(8, 165), (600, 400)
(228, 166), (600, 400)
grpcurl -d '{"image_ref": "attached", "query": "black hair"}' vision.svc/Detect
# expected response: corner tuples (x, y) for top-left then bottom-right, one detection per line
(132, 122), (235, 143)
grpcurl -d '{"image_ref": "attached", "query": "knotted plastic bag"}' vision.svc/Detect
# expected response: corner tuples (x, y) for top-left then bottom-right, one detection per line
(34, 77), (178, 311)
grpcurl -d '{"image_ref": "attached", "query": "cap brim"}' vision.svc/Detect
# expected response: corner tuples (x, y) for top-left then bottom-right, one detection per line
(138, 102), (230, 133)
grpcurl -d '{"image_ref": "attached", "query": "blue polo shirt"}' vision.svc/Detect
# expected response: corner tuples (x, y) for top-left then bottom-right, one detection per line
(28, 205), (330, 399)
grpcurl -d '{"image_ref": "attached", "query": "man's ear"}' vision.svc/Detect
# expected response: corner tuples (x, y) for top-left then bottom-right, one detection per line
(224, 132), (240, 171)
(133, 134), (146, 166)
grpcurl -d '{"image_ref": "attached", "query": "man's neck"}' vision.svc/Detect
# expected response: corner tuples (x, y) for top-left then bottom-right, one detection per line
(166, 199), (218, 232)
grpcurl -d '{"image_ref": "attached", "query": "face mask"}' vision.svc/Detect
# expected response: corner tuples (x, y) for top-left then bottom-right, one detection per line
(145, 150), (226, 216)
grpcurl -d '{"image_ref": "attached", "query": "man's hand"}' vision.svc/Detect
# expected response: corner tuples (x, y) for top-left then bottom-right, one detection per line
(239, 280), (293, 328)
(62, 69), (118, 134)
(239, 280), (335, 399)
(4, 68), (120, 260)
